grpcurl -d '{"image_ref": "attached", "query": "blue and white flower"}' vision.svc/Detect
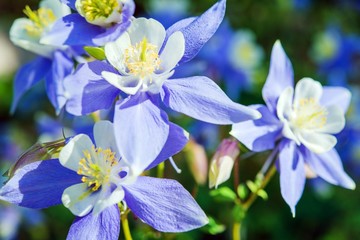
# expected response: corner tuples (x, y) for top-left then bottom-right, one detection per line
(41, 0), (135, 46)
(10, 0), (75, 114)
(0, 121), (208, 239)
(64, 0), (260, 171)
(230, 41), (355, 215)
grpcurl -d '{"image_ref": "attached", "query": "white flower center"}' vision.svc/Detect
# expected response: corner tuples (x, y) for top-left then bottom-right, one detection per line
(23, 5), (56, 37)
(77, 146), (118, 192)
(290, 97), (328, 130)
(76, 0), (122, 27)
(124, 37), (161, 80)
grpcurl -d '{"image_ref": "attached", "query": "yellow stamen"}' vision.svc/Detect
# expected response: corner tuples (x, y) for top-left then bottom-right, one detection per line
(77, 146), (117, 192)
(78, 0), (120, 22)
(124, 37), (161, 80)
(23, 5), (56, 37)
(292, 97), (328, 129)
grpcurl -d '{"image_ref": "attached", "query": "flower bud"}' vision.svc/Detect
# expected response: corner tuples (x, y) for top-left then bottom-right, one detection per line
(209, 138), (240, 188)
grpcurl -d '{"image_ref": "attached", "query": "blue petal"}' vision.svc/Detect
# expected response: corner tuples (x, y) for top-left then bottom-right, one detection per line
(320, 86), (351, 114)
(278, 140), (306, 217)
(230, 105), (283, 152)
(162, 76), (260, 124)
(45, 51), (73, 114)
(123, 176), (208, 232)
(304, 148), (355, 190)
(67, 205), (120, 240)
(262, 41), (294, 114)
(146, 122), (189, 170)
(0, 159), (81, 209)
(166, 0), (226, 64)
(11, 57), (52, 114)
(92, 22), (131, 46)
(64, 61), (120, 116)
(60, 0), (76, 10)
(114, 93), (169, 174)
(41, 14), (105, 46)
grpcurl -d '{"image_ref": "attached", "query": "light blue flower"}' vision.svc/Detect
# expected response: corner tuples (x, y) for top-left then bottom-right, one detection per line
(231, 41), (355, 216)
(10, 0), (76, 114)
(64, 1), (261, 170)
(41, 0), (135, 46)
(0, 121), (208, 239)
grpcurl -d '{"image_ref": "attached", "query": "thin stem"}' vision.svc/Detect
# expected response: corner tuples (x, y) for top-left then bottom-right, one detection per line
(232, 222), (241, 240)
(242, 164), (277, 210)
(233, 158), (239, 195)
(121, 213), (133, 240)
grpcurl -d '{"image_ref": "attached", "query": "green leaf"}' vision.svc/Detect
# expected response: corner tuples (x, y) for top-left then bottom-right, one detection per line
(257, 189), (268, 200)
(210, 186), (237, 202)
(237, 184), (248, 200)
(84, 46), (106, 60)
(246, 180), (258, 193)
(202, 216), (226, 235)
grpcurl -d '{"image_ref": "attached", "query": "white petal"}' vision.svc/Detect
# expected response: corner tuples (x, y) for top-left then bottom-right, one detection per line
(144, 71), (174, 94)
(127, 18), (165, 49)
(40, 0), (71, 19)
(294, 78), (323, 108)
(298, 131), (337, 153)
(104, 33), (131, 72)
(214, 156), (235, 188)
(10, 18), (55, 58)
(92, 187), (125, 215)
(102, 71), (141, 95)
(93, 121), (120, 158)
(277, 86), (294, 123)
(59, 134), (94, 172)
(159, 31), (185, 73)
(62, 183), (99, 217)
(318, 105), (345, 134)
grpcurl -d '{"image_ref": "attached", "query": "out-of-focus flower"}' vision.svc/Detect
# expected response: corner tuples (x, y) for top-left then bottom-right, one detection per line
(185, 139), (209, 185)
(231, 41), (355, 216)
(209, 138), (239, 188)
(10, 0), (76, 114)
(41, 0), (135, 46)
(310, 27), (360, 86)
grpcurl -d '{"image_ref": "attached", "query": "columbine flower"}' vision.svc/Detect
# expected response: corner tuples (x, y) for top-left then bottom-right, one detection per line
(209, 138), (240, 188)
(0, 121), (208, 239)
(309, 26), (360, 86)
(64, 0), (260, 171)
(41, 0), (135, 46)
(230, 40), (355, 215)
(10, 0), (75, 114)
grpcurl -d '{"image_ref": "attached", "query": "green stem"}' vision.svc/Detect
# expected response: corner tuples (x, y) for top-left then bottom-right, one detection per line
(232, 221), (241, 240)
(157, 161), (165, 178)
(121, 213), (133, 240)
(242, 164), (277, 211)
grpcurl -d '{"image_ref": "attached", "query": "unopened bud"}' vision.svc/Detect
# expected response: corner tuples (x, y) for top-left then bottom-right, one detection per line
(209, 138), (240, 188)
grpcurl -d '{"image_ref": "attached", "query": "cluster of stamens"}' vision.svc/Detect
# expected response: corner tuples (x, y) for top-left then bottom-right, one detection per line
(291, 98), (328, 129)
(79, 0), (120, 22)
(23, 6), (56, 37)
(77, 146), (117, 192)
(124, 37), (161, 80)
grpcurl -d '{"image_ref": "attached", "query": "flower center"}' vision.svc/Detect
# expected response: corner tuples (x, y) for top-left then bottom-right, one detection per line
(23, 6), (56, 37)
(77, 146), (117, 192)
(291, 97), (328, 130)
(124, 37), (161, 79)
(77, 0), (120, 22)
